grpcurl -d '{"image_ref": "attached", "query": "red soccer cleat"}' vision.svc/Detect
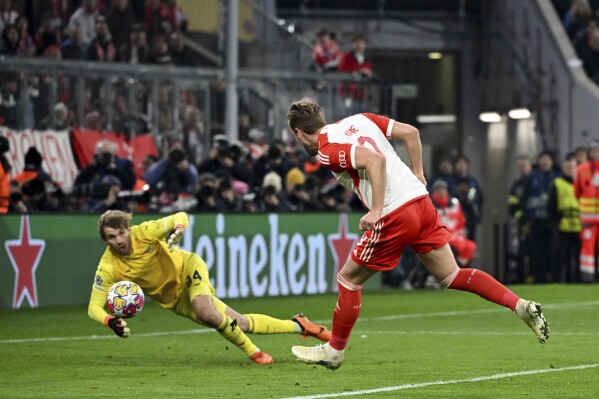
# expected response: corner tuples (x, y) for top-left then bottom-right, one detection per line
(250, 351), (274, 364)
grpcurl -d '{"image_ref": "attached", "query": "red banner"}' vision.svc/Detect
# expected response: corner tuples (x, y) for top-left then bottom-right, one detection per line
(70, 130), (159, 178)
(0, 128), (79, 190)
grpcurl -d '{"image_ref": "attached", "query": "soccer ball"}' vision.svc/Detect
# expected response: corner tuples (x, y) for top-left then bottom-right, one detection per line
(106, 281), (145, 318)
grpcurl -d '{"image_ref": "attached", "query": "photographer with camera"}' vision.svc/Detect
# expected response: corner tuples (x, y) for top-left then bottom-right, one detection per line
(72, 140), (137, 212)
(144, 146), (199, 210)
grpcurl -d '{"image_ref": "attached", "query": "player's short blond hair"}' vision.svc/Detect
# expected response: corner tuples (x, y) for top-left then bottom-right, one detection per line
(287, 100), (326, 134)
(97, 210), (132, 240)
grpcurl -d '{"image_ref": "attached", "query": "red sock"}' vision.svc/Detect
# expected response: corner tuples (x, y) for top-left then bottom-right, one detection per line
(446, 268), (520, 311)
(329, 275), (362, 350)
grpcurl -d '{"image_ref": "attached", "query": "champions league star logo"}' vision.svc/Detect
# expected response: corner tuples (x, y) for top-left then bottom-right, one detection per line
(327, 214), (359, 292)
(5, 215), (45, 309)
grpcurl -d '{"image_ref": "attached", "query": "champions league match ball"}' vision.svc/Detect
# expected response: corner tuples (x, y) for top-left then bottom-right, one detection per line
(106, 281), (145, 318)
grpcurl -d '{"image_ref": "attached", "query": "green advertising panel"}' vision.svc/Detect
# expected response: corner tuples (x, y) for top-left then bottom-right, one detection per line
(0, 213), (381, 309)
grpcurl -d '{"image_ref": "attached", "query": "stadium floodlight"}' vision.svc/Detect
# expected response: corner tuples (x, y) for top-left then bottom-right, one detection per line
(479, 112), (502, 123)
(416, 114), (456, 124)
(508, 107), (531, 120)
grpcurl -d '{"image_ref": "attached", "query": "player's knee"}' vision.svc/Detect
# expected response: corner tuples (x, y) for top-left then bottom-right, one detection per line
(195, 308), (222, 328)
(337, 272), (363, 291)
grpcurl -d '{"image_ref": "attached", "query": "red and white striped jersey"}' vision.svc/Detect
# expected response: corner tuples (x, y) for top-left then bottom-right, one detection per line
(317, 113), (428, 216)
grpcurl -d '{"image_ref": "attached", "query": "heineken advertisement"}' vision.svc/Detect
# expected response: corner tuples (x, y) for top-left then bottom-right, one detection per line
(0, 213), (381, 309)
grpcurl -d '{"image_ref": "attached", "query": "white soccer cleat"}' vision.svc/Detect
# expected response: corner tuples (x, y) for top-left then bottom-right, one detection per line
(291, 343), (344, 370)
(516, 299), (549, 344)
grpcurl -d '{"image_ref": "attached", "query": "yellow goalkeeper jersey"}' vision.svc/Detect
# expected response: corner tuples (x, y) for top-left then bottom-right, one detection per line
(88, 212), (189, 324)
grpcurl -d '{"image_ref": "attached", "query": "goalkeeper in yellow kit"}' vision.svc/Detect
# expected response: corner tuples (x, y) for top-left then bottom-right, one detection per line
(88, 210), (331, 364)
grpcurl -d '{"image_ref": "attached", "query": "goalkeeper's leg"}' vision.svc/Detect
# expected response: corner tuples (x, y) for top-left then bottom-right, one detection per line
(191, 295), (273, 364)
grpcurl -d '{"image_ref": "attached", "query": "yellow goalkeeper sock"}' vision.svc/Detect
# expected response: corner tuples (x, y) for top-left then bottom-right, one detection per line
(245, 314), (300, 334)
(217, 314), (257, 356)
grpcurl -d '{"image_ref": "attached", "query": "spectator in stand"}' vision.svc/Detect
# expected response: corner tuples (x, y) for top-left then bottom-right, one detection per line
(197, 135), (253, 186)
(428, 157), (456, 196)
(118, 23), (150, 64)
(87, 15), (115, 62)
(548, 152), (581, 283)
(175, 103), (204, 165)
(574, 139), (599, 282)
(37, 101), (72, 130)
(15, 15), (36, 56)
(217, 179), (242, 212)
(0, 23), (19, 55)
(144, 147), (198, 201)
(0, 135), (11, 213)
(562, 0), (593, 45)
(259, 171), (290, 212)
(0, 0), (19, 36)
(287, 175), (325, 212)
(149, 33), (172, 65)
(430, 180), (477, 267)
(194, 172), (218, 212)
(312, 28), (341, 72)
(20, 176), (66, 212)
(67, 0), (99, 48)
(337, 33), (373, 114)
(520, 150), (560, 283)
(574, 145), (589, 164)
(12, 146), (53, 186)
(61, 23), (85, 60)
(453, 155), (484, 241)
(506, 155), (533, 284)
(0, 73), (19, 128)
(170, 31), (195, 66)
(576, 19), (599, 84)
(106, 0), (134, 52)
(72, 139), (137, 212)
(35, 12), (62, 55)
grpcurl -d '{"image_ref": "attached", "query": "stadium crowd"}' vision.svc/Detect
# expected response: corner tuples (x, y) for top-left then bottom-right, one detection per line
(0, 1), (598, 286)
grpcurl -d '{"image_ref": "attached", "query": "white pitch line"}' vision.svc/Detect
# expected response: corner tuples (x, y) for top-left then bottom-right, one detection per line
(358, 330), (599, 336)
(0, 328), (214, 344)
(2, 300), (597, 344)
(280, 363), (599, 399)
(358, 300), (599, 322)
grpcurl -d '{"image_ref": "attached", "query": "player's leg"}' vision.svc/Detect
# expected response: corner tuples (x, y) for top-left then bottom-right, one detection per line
(291, 258), (376, 370)
(416, 244), (549, 343)
(218, 302), (330, 341)
(174, 252), (273, 364)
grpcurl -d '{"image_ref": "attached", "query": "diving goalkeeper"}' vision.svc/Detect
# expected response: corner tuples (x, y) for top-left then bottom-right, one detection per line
(88, 210), (330, 364)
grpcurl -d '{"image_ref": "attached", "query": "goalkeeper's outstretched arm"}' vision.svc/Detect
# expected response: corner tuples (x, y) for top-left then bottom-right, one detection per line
(88, 286), (131, 338)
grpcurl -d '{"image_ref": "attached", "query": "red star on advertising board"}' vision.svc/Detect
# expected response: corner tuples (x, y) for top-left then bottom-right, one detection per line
(327, 214), (359, 291)
(5, 215), (45, 309)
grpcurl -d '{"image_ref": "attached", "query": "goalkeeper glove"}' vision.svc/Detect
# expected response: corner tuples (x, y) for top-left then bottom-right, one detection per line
(167, 224), (185, 252)
(105, 315), (130, 338)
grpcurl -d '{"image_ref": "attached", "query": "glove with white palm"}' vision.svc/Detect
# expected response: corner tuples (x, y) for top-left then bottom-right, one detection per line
(167, 224), (185, 252)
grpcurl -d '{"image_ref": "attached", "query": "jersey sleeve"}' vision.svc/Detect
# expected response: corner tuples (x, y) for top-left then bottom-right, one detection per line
(319, 142), (356, 173)
(87, 253), (116, 324)
(362, 113), (395, 138)
(136, 212), (190, 241)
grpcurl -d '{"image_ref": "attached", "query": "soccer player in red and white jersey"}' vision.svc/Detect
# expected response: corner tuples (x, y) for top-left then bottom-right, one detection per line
(287, 100), (549, 370)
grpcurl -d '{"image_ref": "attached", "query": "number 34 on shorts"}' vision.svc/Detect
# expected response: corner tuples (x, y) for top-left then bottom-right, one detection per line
(185, 269), (202, 287)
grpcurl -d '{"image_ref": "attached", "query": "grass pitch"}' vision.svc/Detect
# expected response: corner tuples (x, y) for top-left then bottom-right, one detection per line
(1, 284), (597, 398)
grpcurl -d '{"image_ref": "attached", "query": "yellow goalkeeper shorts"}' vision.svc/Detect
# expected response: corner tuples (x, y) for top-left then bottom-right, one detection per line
(172, 252), (228, 323)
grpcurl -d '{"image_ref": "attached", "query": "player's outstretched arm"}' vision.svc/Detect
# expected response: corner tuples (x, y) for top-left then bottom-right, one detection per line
(390, 122), (426, 186)
(88, 287), (131, 338)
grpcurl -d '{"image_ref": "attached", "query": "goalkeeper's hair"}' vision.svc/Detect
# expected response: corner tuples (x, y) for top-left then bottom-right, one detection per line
(97, 210), (133, 240)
